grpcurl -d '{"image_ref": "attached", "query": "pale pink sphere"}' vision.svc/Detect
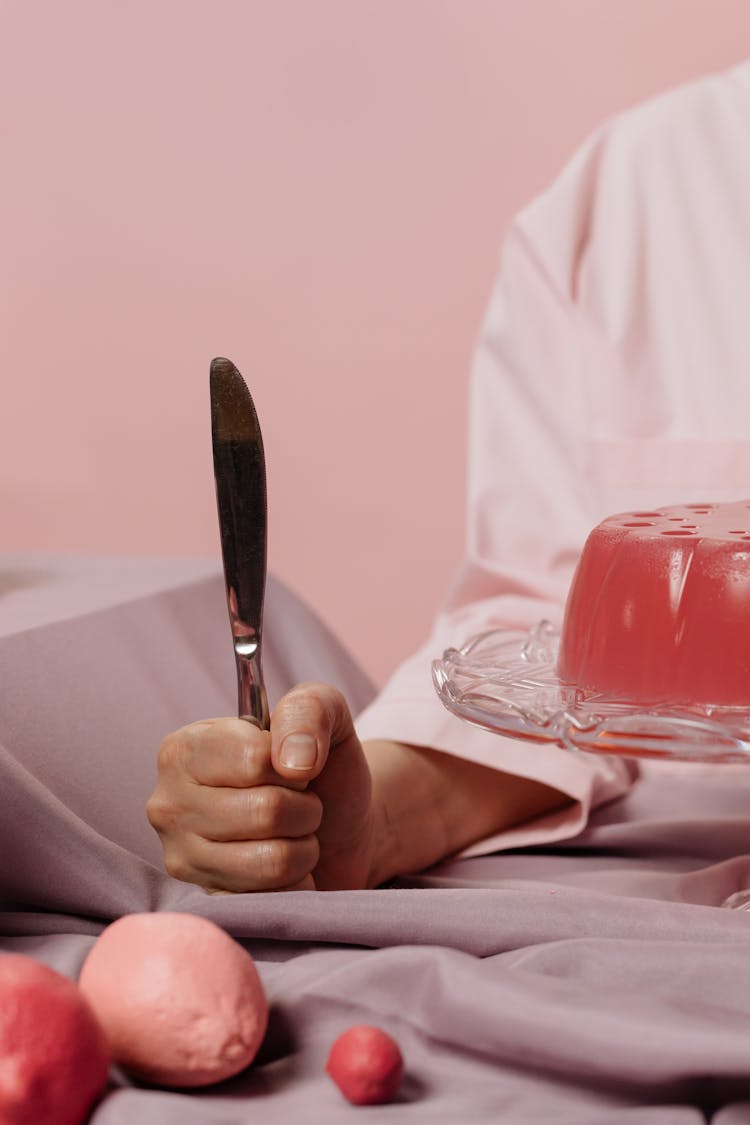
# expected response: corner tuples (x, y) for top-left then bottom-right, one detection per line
(0, 954), (110, 1125)
(79, 912), (268, 1087)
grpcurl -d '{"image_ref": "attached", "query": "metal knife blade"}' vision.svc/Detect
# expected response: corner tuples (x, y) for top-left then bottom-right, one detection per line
(210, 356), (270, 729)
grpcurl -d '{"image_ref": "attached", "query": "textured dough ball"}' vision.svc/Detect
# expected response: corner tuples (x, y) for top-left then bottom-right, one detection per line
(0, 953), (110, 1125)
(326, 1025), (404, 1105)
(78, 912), (268, 1087)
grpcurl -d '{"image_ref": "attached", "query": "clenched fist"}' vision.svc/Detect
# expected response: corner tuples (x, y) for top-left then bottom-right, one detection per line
(147, 683), (378, 892)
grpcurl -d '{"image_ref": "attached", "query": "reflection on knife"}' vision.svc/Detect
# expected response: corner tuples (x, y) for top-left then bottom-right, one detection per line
(210, 357), (270, 730)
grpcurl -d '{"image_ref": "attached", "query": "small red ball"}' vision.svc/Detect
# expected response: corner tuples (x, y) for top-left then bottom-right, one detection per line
(325, 1025), (404, 1105)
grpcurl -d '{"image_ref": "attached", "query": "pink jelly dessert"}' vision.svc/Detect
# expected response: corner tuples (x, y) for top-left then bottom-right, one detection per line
(558, 501), (750, 706)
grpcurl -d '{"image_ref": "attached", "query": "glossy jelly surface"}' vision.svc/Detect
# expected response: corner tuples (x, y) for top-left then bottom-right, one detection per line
(558, 501), (750, 706)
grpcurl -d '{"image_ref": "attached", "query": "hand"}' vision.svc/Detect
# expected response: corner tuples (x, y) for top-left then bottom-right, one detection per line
(146, 683), (378, 892)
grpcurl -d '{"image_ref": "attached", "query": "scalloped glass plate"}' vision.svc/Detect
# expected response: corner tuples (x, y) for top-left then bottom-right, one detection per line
(431, 621), (750, 764)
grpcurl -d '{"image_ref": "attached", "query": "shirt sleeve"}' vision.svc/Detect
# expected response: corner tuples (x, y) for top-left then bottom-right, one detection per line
(355, 131), (638, 856)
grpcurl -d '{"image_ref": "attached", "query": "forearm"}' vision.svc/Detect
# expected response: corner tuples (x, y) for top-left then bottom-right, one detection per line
(362, 739), (570, 886)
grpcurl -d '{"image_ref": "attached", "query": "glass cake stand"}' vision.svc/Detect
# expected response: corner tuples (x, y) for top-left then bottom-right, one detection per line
(431, 621), (750, 910)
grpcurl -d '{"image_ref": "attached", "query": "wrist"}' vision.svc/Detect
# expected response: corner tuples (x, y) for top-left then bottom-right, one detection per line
(361, 738), (571, 885)
(362, 740), (448, 886)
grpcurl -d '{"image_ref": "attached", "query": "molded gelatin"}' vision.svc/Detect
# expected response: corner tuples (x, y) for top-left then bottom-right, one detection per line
(558, 501), (750, 706)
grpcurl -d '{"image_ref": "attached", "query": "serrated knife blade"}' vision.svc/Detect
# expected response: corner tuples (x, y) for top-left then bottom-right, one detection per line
(210, 356), (270, 729)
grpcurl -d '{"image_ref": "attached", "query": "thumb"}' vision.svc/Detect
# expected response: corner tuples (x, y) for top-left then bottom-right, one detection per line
(269, 682), (354, 784)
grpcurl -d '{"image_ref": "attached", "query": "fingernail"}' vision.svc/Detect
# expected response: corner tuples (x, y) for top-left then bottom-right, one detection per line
(280, 733), (317, 770)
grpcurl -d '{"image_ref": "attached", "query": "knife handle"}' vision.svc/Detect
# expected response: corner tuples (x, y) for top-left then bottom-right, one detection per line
(236, 655), (270, 731)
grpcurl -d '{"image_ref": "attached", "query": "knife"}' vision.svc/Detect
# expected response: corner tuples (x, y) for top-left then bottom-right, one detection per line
(210, 356), (270, 730)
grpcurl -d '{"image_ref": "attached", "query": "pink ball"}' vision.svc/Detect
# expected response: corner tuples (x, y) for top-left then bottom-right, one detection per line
(0, 954), (110, 1125)
(326, 1025), (404, 1105)
(79, 912), (268, 1087)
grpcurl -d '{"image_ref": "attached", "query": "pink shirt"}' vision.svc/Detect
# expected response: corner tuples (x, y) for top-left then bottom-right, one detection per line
(355, 60), (750, 855)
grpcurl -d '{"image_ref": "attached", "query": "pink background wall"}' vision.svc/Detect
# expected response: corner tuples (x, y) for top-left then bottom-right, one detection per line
(3, 1), (749, 686)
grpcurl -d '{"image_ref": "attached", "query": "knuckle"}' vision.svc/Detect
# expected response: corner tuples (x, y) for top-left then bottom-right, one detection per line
(251, 787), (285, 834)
(146, 791), (180, 833)
(158, 722), (215, 772)
(240, 737), (270, 779)
(295, 791), (323, 834)
(257, 839), (291, 884)
(307, 792), (324, 832)
(308, 832), (321, 869)
(145, 793), (166, 829)
(156, 731), (184, 773)
(257, 837), (313, 885)
(162, 847), (194, 885)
